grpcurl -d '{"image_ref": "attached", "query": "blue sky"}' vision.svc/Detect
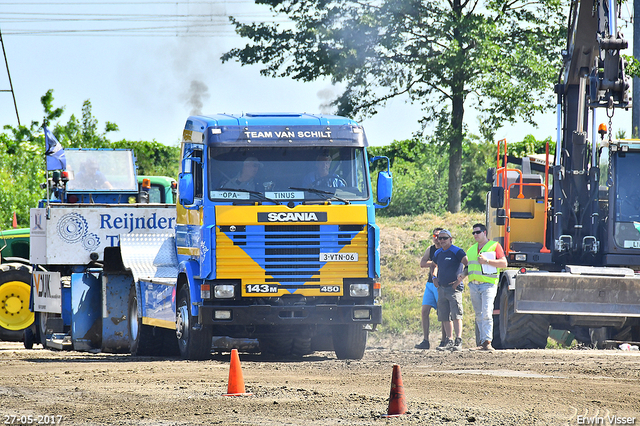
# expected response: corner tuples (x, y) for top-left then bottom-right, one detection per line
(0, 1), (634, 147)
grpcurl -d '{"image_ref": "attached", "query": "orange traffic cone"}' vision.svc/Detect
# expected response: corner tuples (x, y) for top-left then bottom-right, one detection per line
(12, 212), (18, 228)
(223, 348), (252, 396)
(382, 364), (407, 417)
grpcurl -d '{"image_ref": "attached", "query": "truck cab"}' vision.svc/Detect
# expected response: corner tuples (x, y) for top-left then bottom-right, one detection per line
(169, 112), (391, 359)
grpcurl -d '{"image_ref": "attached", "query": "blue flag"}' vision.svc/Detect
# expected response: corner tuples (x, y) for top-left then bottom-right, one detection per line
(44, 125), (66, 171)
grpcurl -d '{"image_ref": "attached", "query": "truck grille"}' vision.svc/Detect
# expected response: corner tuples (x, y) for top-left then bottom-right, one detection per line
(216, 224), (368, 292)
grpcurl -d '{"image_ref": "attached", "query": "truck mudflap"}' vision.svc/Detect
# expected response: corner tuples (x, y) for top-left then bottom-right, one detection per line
(119, 233), (179, 282)
(515, 266), (640, 317)
(198, 304), (382, 326)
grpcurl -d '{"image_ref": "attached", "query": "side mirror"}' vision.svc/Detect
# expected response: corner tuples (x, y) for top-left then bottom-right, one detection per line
(377, 171), (393, 207)
(490, 186), (504, 208)
(178, 173), (194, 206)
(370, 156), (392, 209)
(496, 208), (506, 226)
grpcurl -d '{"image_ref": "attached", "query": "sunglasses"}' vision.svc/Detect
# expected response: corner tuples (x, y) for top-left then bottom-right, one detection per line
(437, 236), (450, 240)
(472, 230), (483, 235)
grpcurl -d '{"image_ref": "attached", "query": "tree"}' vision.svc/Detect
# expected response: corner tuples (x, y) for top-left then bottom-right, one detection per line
(222, 0), (565, 212)
(55, 99), (119, 149)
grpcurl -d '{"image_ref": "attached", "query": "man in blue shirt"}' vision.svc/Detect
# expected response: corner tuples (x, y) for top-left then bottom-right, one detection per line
(433, 229), (468, 351)
(302, 153), (346, 188)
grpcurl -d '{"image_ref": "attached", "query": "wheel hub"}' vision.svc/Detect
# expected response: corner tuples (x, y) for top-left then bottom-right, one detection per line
(176, 305), (189, 341)
(4, 295), (22, 314)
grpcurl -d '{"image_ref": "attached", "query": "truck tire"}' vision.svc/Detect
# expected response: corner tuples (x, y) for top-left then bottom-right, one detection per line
(498, 285), (549, 349)
(176, 286), (211, 360)
(23, 324), (37, 349)
(128, 285), (179, 356)
(589, 327), (610, 349)
(38, 311), (54, 348)
(332, 324), (367, 360)
(129, 285), (155, 356)
(292, 336), (313, 356)
(0, 263), (34, 341)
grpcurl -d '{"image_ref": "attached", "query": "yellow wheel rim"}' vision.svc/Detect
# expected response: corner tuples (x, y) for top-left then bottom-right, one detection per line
(0, 280), (34, 330)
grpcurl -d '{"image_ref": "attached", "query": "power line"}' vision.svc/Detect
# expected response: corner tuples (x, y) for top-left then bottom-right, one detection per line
(2, 1), (254, 4)
(0, 2), (288, 37)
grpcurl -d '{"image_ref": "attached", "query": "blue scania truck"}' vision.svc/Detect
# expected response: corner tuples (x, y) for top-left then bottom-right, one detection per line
(117, 112), (392, 359)
(30, 113), (391, 360)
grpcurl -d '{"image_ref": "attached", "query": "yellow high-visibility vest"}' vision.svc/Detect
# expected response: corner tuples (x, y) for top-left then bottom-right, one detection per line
(468, 240), (500, 285)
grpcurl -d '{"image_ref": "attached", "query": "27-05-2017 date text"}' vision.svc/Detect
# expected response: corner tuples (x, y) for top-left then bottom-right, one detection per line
(3, 415), (63, 425)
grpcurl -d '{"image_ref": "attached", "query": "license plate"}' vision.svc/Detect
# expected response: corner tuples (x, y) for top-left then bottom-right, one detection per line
(319, 252), (358, 262)
(245, 284), (279, 293)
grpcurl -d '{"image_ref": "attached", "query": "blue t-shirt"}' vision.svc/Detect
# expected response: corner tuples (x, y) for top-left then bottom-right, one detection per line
(302, 172), (345, 188)
(434, 245), (466, 291)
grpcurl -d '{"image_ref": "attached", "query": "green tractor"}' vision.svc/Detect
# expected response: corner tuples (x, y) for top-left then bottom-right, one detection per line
(0, 228), (32, 341)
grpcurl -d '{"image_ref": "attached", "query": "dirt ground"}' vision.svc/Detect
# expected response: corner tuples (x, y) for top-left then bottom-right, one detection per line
(1, 335), (639, 426)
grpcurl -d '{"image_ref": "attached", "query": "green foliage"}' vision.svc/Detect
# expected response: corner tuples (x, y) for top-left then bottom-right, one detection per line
(506, 134), (555, 158)
(369, 135), (523, 215)
(112, 140), (180, 178)
(622, 54), (640, 78)
(461, 137), (494, 211)
(370, 139), (448, 216)
(0, 133), (44, 229)
(223, 0), (565, 211)
(54, 100), (117, 148)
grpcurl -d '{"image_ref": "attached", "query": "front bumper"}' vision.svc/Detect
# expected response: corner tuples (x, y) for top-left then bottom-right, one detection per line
(198, 304), (382, 326)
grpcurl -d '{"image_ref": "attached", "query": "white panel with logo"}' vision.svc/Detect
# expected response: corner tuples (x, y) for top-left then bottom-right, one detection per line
(30, 206), (177, 265)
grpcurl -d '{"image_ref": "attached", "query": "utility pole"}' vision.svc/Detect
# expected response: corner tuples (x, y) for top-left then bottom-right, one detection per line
(0, 26), (20, 127)
(634, 1), (640, 137)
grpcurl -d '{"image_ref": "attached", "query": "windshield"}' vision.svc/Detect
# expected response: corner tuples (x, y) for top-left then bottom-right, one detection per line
(66, 150), (137, 192)
(613, 152), (640, 248)
(208, 147), (369, 202)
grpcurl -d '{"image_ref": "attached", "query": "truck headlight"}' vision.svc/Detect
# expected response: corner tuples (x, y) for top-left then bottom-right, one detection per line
(214, 310), (232, 320)
(214, 284), (235, 298)
(353, 309), (371, 319)
(349, 283), (370, 297)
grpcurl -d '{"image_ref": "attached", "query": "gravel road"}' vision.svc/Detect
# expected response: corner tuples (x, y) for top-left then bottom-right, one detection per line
(1, 336), (639, 426)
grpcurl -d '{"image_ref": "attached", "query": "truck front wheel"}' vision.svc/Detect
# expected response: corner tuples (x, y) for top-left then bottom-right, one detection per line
(0, 263), (34, 341)
(332, 324), (367, 360)
(176, 286), (211, 360)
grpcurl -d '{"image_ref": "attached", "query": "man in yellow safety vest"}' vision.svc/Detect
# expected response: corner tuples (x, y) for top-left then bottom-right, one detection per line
(467, 223), (508, 351)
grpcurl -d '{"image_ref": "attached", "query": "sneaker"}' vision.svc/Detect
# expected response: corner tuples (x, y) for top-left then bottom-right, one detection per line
(436, 339), (454, 351)
(451, 337), (463, 351)
(414, 340), (430, 349)
(437, 339), (448, 349)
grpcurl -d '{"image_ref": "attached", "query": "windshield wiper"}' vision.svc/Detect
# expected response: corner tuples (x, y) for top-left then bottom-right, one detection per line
(289, 187), (350, 204)
(224, 188), (282, 205)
